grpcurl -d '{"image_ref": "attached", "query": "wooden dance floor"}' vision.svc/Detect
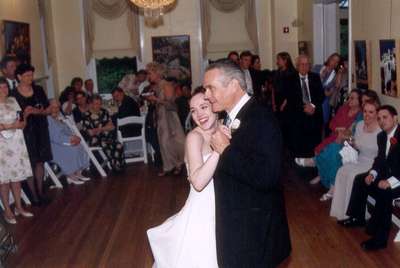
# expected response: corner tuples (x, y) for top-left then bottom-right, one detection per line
(6, 162), (400, 267)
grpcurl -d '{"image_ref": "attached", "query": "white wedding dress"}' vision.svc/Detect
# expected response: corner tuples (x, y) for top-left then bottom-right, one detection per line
(147, 153), (218, 268)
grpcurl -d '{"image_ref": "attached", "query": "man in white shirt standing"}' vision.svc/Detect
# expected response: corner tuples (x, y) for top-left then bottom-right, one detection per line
(341, 105), (400, 251)
(0, 56), (18, 92)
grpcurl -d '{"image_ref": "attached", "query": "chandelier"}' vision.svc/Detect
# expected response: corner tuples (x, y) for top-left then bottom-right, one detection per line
(130, 0), (176, 26)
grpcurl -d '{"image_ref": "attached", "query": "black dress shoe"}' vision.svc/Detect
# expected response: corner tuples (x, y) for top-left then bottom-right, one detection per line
(338, 217), (366, 227)
(39, 195), (52, 206)
(361, 239), (387, 251)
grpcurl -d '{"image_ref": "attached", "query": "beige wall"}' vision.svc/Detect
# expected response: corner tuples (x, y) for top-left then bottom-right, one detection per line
(271, 0), (299, 61)
(0, 0), (45, 77)
(49, 0), (86, 94)
(352, 0), (400, 110)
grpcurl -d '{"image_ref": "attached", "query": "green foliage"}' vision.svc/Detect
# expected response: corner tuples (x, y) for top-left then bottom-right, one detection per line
(96, 57), (137, 94)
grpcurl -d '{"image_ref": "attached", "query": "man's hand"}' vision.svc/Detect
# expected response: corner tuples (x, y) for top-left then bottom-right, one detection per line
(378, 180), (391, 190)
(303, 103), (315, 115)
(211, 126), (230, 154)
(365, 174), (374, 185)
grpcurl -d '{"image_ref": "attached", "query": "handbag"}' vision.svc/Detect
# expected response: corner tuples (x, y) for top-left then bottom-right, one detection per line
(339, 141), (358, 164)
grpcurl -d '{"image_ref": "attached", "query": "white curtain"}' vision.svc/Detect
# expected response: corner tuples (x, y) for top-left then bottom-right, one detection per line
(83, 0), (141, 62)
(209, 0), (245, 13)
(200, 0), (259, 57)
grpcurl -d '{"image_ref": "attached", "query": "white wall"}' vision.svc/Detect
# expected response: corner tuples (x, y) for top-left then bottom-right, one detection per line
(352, 0), (400, 109)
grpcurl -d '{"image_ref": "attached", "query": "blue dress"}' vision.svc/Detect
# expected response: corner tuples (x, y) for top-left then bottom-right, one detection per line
(47, 116), (89, 175)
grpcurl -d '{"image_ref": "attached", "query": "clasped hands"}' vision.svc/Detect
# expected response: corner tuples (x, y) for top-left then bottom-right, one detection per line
(69, 135), (81, 146)
(210, 125), (231, 154)
(364, 174), (391, 190)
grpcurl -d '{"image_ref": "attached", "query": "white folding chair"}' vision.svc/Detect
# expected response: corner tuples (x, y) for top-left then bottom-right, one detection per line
(44, 162), (63, 188)
(117, 116), (148, 164)
(64, 116), (109, 178)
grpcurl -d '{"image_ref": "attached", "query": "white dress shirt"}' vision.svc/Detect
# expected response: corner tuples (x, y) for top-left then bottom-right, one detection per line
(299, 74), (312, 103)
(243, 69), (254, 95)
(6, 78), (18, 91)
(227, 93), (251, 128)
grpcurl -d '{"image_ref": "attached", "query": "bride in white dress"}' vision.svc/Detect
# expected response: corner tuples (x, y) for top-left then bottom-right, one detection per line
(147, 88), (229, 267)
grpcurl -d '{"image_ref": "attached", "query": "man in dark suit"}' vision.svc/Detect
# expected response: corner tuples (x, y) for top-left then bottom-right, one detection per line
(341, 105), (400, 251)
(282, 55), (324, 158)
(111, 87), (141, 137)
(203, 59), (291, 267)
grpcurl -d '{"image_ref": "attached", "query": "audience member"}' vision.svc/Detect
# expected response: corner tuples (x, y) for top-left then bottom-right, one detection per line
(341, 105), (400, 251)
(146, 62), (185, 176)
(227, 51), (239, 65)
(47, 100), (90, 185)
(142, 84), (163, 167)
(81, 95), (125, 172)
(296, 90), (362, 200)
(61, 86), (76, 115)
(320, 53), (342, 131)
(273, 51), (297, 109)
(239, 50), (254, 95)
(72, 91), (89, 126)
(11, 64), (52, 206)
(111, 87), (141, 137)
(251, 54), (261, 71)
(119, 70), (148, 101)
(0, 77), (33, 224)
(331, 100), (380, 220)
(84, 79), (94, 97)
(175, 83), (191, 130)
(282, 55), (324, 158)
(0, 56), (18, 92)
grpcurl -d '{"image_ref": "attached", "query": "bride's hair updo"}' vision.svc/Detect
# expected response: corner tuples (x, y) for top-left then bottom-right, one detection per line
(191, 86), (206, 99)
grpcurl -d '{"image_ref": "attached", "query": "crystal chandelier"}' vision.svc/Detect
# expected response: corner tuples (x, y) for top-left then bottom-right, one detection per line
(130, 0), (176, 26)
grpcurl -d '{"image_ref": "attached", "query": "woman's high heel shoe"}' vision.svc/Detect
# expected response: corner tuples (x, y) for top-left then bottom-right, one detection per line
(4, 215), (17, 225)
(14, 209), (34, 218)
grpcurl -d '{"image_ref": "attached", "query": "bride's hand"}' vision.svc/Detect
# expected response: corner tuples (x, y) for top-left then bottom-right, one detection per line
(218, 125), (232, 139)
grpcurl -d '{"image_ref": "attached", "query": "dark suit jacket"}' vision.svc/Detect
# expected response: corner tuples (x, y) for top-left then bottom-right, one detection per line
(214, 97), (291, 268)
(282, 72), (324, 157)
(249, 68), (271, 99)
(370, 125), (400, 182)
(115, 96), (141, 137)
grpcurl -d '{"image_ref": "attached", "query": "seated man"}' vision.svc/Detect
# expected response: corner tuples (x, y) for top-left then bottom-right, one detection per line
(340, 105), (400, 251)
(111, 87), (141, 137)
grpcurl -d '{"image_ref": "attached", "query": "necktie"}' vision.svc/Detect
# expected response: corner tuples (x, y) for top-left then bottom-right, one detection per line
(223, 115), (232, 127)
(301, 77), (311, 104)
(12, 80), (17, 91)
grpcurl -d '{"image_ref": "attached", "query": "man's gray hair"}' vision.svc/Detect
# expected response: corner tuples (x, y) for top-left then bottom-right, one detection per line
(205, 59), (247, 91)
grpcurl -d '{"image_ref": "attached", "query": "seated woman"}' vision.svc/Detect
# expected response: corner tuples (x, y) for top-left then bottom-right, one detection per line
(0, 77), (33, 224)
(61, 86), (76, 115)
(295, 89), (363, 200)
(47, 100), (90, 185)
(72, 91), (89, 127)
(330, 100), (380, 220)
(81, 95), (125, 172)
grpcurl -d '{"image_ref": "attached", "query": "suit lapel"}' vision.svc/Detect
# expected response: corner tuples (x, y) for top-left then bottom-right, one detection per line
(387, 124), (400, 158)
(234, 97), (255, 123)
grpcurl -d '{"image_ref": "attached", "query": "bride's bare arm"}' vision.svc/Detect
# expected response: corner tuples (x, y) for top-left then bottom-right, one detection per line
(186, 131), (219, 192)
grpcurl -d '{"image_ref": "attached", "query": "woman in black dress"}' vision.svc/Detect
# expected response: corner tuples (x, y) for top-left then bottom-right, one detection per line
(11, 64), (52, 205)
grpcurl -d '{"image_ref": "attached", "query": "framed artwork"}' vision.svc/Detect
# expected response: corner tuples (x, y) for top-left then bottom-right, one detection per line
(1, 20), (30, 64)
(95, 57), (137, 94)
(152, 35), (191, 84)
(379, 39), (398, 97)
(354, 40), (371, 90)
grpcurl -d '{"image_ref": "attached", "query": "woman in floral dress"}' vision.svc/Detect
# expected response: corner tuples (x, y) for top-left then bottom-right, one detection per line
(81, 95), (125, 172)
(0, 77), (33, 224)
